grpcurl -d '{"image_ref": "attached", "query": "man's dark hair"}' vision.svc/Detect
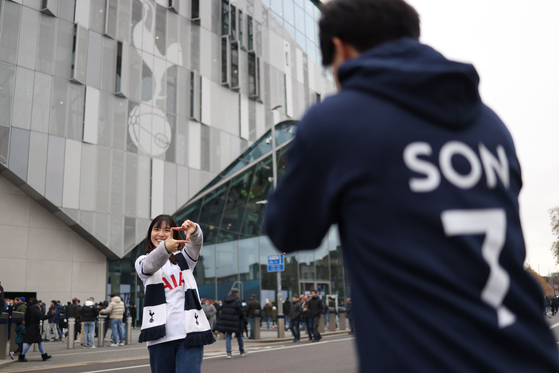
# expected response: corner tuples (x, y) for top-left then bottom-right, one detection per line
(319, 0), (420, 66)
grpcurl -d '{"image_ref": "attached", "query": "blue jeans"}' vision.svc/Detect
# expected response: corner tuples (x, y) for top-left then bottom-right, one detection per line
(248, 318), (255, 338)
(83, 321), (96, 347)
(225, 333), (244, 354)
(148, 339), (203, 373)
(266, 317), (271, 328)
(290, 319), (300, 341)
(285, 315), (291, 329)
(110, 319), (125, 344)
(305, 318), (313, 340)
(22, 342), (45, 355)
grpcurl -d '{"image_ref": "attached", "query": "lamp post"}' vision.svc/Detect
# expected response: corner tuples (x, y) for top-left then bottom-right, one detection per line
(271, 105), (285, 337)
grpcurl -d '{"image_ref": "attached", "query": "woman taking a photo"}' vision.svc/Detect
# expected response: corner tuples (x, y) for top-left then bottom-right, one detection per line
(135, 215), (214, 373)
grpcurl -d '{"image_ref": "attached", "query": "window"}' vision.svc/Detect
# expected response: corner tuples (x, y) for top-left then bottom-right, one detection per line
(71, 24), (88, 85)
(169, 0), (179, 13)
(221, 36), (230, 86)
(248, 52), (259, 99)
(191, 0), (200, 23)
(115, 40), (129, 98)
(230, 5), (237, 41)
(239, 10), (243, 47)
(189, 70), (201, 121)
(231, 42), (239, 89)
(247, 16), (254, 51)
(222, 0), (230, 36)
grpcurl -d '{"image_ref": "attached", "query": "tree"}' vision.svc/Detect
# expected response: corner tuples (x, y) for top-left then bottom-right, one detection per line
(526, 265), (550, 296)
(550, 206), (559, 266)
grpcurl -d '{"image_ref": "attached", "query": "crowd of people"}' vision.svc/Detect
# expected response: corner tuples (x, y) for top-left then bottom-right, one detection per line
(3, 294), (137, 362)
(198, 289), (354, 358)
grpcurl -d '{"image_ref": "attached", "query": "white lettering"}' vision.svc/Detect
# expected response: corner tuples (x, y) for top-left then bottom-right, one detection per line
(403, 141), (510, 192)
(479, 144), (509, 189)
(403, 142), (441, 193)
(439, 141), (482, 189)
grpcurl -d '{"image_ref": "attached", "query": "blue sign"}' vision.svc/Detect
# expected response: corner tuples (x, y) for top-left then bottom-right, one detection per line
(267, 254), (284, 272)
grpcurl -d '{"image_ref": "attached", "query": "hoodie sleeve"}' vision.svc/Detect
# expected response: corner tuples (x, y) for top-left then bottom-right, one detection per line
(263, 108), (336, 252)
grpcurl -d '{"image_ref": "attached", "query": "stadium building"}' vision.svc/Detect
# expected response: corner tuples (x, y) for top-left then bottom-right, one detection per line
(0, 0), (343, 309)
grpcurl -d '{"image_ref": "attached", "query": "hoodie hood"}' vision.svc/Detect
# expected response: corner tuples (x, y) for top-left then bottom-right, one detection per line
(112, 296), (122, 303)
(338, 38), (481, 128)
(85, 300), (94, 306)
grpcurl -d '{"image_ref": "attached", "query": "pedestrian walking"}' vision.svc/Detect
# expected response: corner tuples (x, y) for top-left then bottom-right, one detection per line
(289, 295), (302, 342)
(18, 298), (54, 362)
(135, 215), (215, 373)
(214, 288), (247, 359)
(9, 320), (26, 359)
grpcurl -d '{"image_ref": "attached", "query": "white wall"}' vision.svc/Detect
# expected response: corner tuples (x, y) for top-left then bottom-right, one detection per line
(0, 174), (107, 303)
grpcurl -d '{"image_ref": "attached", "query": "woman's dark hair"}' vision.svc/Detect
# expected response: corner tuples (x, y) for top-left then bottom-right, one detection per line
(145, 214), (183, 265)
(319, 0), (420, 66)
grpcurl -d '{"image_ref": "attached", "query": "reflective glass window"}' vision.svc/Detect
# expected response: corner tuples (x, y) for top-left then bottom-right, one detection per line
(0, 62), (16, 128)
(155, 4), (166, 56)
(198, 183), (230, 244)
(166, 65), (177, 114)
(294, 4), (305, 32)
(239, 236), (260, 301)
(315, 237), (329, 281)
(305, 0), (314, 15)
(240, 158), (273, 238)
(195, 243), (216, 300)
(247, 16), (253, 51)
(221, 0), (229, 36)
(284, 0), (295, 26)
(216, 234), (239, 299)
(230, 5), (237, 40)
(282, 252), (299, 300)
(221, 167), (255, 235)
(328, 225), (344, 300)
(174, 198), (202, 225)
(238, 10), (243, 46)
(271, 0), (283, 17)
(36, 14), (56, 75)
(298, 250), (314, 281)
(260, 235), (278, 302)
(231, 43), (239, 88)
(67, 83), (85, 141)
(305, 12), (315, 43)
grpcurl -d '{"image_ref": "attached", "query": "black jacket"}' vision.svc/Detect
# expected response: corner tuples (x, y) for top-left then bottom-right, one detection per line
(81, 304), (99, 322)
(25, 304), (52, 343)
(215, 295), (244, 334)
(290, 301), (302, 321)
(66, 303), (78, 318)
(283, 300), (291, 315)
(308, 296), (323, 319)
(246, 299), (261, 318)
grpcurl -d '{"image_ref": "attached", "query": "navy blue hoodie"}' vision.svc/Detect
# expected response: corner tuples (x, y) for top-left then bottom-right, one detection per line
(263, 38), (559, 372)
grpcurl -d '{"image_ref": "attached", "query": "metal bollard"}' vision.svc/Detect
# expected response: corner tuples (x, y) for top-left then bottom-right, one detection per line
(97, 316), (105, 347)
(318, 313), (325, 333)
(67, 318), (75, 349)
(253, 310), (261, 340)
(126, 317), (132, 345)
(338, 308), (346, 330)
(276, 315), (285, 338)
(328, 307), (336, 331)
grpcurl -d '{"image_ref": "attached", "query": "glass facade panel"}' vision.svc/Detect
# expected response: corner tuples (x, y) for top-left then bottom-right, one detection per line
(259, 235), (278, 302)
(18, 7), (39, 70)
(49, 78), (68, 137)
(10, 128), (31, 182)
(298, 249), (315, 281)
(221, 167), (254, 234)
(216, 234), (238, 299)
(67, 83), (85, 141)
(328, 225), (345, 301)
(195, 243), (216, 300)
(315, 236), (329, 281)
(198, 183), (229, 244)
(54, 20), (74, 80)
(31, 72), (52, 134)
(239, 236), (260, 300)
(240, 157), (273, 239)
(221, 0), (229, 36)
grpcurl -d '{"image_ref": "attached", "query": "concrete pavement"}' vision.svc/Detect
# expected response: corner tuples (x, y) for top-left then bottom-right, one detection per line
(1, 324), (351, 370)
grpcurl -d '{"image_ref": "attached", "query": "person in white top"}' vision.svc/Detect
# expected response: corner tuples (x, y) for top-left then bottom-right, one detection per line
(135, 215), (214, 373)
